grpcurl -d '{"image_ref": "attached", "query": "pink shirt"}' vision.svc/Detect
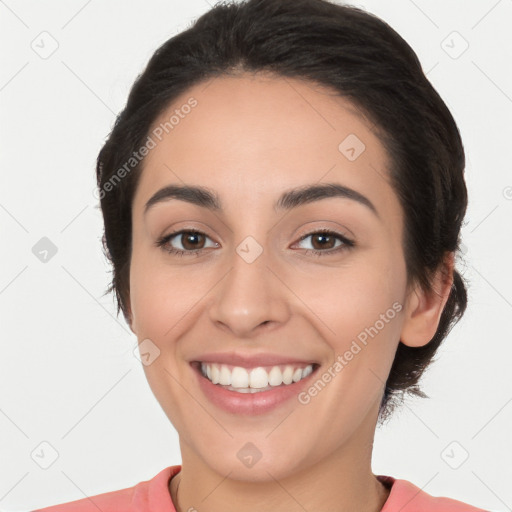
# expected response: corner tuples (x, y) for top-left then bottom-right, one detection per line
(34, 465), (487, 511)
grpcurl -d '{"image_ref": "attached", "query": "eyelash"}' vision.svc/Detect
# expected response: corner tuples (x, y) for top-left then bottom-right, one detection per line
(155, 229), (355, 258)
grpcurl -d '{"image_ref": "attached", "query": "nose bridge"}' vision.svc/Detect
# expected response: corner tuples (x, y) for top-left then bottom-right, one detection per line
(208, 232), (290, 336)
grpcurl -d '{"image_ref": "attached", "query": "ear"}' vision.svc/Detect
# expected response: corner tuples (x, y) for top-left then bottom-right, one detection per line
(400, 252), (455, 348)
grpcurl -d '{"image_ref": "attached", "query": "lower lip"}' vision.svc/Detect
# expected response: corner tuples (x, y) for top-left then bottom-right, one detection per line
(192, 363), (318, 415)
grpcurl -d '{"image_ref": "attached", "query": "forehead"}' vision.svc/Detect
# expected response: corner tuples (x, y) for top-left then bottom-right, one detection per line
(133, 73), (396, 216)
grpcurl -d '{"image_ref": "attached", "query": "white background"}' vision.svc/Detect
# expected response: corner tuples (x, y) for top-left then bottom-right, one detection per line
(1, 0), (511, 510)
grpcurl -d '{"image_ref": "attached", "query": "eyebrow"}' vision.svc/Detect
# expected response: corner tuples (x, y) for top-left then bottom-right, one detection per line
(144, 182), (378, 217)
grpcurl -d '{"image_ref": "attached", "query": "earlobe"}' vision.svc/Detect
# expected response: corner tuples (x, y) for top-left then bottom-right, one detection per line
(400, 252), (455, 348)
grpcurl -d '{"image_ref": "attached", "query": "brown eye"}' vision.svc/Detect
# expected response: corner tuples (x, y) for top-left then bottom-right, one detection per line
(295, 230), (355, 257)
(310, 232), (337, 250)
(180, 231), (206, 250)
(155, 230), (218, 256)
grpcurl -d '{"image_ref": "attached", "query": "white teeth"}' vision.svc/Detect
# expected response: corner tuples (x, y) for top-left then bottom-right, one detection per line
(200, 362), (315, 390)
(249, 367), (268, 388)
(211, 365), (220, 384)
(231, 366), (249, 388)
(282, 365), (294, 385)
(219, 365), (231, 385)
(268, 366), (283, 386)
(292, 368), (303, 382)
(302, 365), (313, 378)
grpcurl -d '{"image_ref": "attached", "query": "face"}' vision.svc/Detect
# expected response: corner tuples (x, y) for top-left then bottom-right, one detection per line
(128, 73), (413, 481)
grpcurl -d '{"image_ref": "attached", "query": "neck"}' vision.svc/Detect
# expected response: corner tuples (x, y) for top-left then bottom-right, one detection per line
(169, 407), (390, 512)
(171, 458), (389, 512)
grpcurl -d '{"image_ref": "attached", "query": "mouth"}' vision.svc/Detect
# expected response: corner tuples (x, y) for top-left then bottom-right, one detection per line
(191, 361), (320, 394)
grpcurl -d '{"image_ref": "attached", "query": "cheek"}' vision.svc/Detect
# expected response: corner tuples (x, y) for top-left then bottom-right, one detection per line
(300, 253), (406, 339)
(297, 252), (407, 399)
(129, 250), (200, 431)
(129, 245), (201, 338)
(294, 259), (406, 424)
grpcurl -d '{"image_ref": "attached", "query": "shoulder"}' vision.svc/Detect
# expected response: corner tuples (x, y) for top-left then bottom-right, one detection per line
(33, 465), (181, 512)
(378, 475), (488, 512)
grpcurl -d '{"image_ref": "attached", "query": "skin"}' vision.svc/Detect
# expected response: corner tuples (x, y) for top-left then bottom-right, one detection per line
(127, 73), (454, 512)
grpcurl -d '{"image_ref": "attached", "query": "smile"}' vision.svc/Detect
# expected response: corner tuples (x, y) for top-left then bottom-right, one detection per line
(200, 362), (316, 393)
(190, 359), (320, 414)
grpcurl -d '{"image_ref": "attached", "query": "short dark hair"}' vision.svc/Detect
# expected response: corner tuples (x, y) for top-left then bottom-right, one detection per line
(96, 0), (468, 423)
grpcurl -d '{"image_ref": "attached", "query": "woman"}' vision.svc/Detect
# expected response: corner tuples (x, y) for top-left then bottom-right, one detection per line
(35, 0), (488, 510)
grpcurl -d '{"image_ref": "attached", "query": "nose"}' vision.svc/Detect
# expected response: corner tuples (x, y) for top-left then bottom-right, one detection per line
(208, 243), (291, 338)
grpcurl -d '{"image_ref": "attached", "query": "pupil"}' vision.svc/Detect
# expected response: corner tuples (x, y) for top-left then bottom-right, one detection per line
(183, 232), (203, 250)
(313, 233), (332, 250)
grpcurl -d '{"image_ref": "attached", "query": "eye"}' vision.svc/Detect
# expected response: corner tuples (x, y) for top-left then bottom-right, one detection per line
(293, 229), (354, 256)
(155, 230), (219, 257)
(155, 228), (354, 258)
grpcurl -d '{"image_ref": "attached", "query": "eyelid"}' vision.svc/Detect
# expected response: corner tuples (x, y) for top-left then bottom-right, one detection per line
(154, 221), (218, 244)
(295, 225), (353, 241)
(293, 220), (356, 241)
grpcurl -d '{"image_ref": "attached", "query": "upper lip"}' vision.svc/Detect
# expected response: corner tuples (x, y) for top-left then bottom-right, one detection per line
(190, 351), (318, 368)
